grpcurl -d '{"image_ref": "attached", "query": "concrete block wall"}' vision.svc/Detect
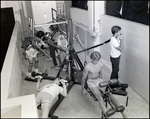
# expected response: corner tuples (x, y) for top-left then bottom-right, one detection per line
(1, 22), (38, 118)
(100, 15), (149, 102)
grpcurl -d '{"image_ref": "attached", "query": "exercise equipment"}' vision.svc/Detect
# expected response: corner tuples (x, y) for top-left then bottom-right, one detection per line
(74, 69), (128, 103)
(99, 80), (126, 118)
(75, 39), (111, 54)
(26, 14), (129, 118)
(74, 70), (127, 118)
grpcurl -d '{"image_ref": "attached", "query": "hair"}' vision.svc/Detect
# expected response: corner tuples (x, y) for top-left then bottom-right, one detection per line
(111, 26), (121, 35)
(54, 77), (63, 86)
(49, 24), (59, 31)
(90, 51), (101, 61)
(36, 30), (45, 38)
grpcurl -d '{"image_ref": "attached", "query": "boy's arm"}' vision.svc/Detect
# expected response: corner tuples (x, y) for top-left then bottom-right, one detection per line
(119, 38), (124, 52)
(99, 63), (103, 79)
(114, 34), (124, 52)
(36, 76), (44, 92)
(60, 79), (67, 97)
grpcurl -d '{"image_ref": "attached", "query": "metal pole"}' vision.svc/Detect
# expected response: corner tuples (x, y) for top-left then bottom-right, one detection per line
(76, 39), (111, 54)
(34, 21), (67, 28)
(67, 18), (73, 49)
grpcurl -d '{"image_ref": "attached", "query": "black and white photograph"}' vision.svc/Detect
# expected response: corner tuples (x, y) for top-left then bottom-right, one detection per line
(1, 1), (149, 118)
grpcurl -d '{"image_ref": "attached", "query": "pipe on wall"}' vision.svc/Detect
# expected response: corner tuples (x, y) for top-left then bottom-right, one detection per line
(88, 1), (105, 37)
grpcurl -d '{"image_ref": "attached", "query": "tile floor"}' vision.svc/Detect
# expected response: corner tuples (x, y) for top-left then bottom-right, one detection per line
(21, 41), (149, 118)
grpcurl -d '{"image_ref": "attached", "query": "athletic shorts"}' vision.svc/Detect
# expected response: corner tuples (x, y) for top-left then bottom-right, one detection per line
(87, 78), (103, 87)
(87, 78), (106, 92)
(25, 46), (38, 59)
(36, 92), (53, 105)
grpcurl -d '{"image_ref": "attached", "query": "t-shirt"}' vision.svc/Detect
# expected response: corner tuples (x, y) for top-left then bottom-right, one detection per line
(40, 83), (64, 100)
(110, 37), (121, 58)
(57, 34), (68, 49)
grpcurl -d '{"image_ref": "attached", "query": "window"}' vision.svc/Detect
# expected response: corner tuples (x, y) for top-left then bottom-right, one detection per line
(72, 0), (88, 10)
(105, 1), (149, 25)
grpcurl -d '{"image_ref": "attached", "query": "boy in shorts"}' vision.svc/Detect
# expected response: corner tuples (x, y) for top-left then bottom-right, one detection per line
(36, 76), (67, 118)
(82, 51), (127, 118)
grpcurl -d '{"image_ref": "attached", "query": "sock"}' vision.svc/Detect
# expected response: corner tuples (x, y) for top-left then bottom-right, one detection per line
(35, 68), (38, 73)
(26, 72), (31, 76)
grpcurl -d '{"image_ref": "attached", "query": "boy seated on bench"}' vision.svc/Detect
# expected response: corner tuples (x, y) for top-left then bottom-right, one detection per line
(81, 51), (128, 118)
(35, 76), (67, 118)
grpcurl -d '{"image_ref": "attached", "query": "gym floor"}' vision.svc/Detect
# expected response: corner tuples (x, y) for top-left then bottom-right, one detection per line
(21, 40), (149, 118)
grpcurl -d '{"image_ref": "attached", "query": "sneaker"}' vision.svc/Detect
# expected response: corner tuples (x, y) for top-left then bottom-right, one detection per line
(26, 73), (35, 80)
(55, 65), (60, 70)
(34, 68), (42, 74)
(55, 67), (59, 70)
(62, 68), (67, 71)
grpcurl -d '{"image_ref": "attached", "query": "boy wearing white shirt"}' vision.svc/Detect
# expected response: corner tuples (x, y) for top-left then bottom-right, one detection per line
(110, 25), (124, 80)
(57, 34), (68, 50)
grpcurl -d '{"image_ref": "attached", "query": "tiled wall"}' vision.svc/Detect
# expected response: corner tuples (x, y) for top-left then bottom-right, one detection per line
(100, 15), (149, 102)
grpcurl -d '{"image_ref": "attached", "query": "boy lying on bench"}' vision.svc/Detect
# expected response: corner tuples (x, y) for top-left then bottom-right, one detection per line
(35, 76), (67, 118)
(81, 51), (128, 118)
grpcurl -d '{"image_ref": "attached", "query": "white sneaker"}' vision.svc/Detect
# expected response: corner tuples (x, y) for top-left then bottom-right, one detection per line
(34, 68), (42, 74)
(62, 68), (67, 71)
(26, 73), (35, 79)
(55, 66), (59, 70)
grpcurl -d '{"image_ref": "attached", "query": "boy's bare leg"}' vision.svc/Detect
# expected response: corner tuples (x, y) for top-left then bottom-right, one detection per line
(41, 103), (52, 118)
(34, 56), (41, 74)
(33, 55), (43, 74)
(109, 93), (128, 118)
(26, 57), (35, 79)
(89, 86), (117, 118)
(90, 87), (107, 114)
(28, 58), (33, 73)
